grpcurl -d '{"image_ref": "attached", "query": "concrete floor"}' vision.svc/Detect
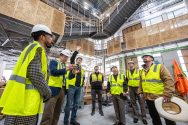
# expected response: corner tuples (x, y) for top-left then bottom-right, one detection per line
(0, 104), (187, 125)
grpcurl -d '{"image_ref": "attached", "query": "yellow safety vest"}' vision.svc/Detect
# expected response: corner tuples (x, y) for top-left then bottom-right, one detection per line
(141, 64), (164, 95)
(91, 73), (103, 82)
(108, 74), (124, 95)
(66, 69), (85, 88)
(126, 69), (140, 87)
(48, 61), (65, 88)
(0, 41), (47, 116)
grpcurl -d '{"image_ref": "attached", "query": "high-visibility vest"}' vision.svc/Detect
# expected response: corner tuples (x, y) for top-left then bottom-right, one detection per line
(141, 64), (164, 95)
(48, 60), (65, 88)
(0, 41), (47, 116)
(66, 69), (85, 87)
(126, 69), (140, 87)
(108, 74), (124, 95)
(91, 73), (103, 82)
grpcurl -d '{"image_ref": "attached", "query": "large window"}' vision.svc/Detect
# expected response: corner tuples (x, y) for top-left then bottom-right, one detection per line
(177, 50), (188, 76)
(94, 40), (107, 50)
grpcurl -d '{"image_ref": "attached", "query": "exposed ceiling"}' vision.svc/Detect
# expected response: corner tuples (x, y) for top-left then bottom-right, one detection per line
(0, 0), (146, 60)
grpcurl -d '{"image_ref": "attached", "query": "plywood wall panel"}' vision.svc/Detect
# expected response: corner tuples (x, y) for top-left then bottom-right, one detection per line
(177, 25), (188, 40)
(0, 0), (66, 36)
(51, 9), (66, 35)
(113, 38), (121, 54)
(107, 41), (114, 56)
(0, 0), (17, 17)
(135, 28), (148, 48)
(14, 0), (38, 24)
(125, 32), (137, 50)
(123, 14), (188, 50)
(88, 43), (95, 56)
(34, 1), (53, 27)
(66, 39), (94, 56)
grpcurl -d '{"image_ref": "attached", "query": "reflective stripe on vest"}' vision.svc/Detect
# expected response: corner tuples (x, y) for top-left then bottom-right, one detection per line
(48, 60), (64, 88)
(126, 69), (140, 87)
(142, 64), (164, 95)
(9, 75), (35, 89)
(109, 74), (124, 95)
(66, 69), (85, 87)
(0, 41), (47, 116)
(91, 73), (102, 82)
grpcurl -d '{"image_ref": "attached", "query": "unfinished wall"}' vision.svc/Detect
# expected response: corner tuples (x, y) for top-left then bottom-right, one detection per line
(123, 14), (188, 50)
(66, 39), (94, 56)
(0, 0), (66, 35)
(107, 36), (122, 56)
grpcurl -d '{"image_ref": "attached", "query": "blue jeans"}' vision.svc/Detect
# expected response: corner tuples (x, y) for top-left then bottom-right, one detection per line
(64, 86), (81, 125)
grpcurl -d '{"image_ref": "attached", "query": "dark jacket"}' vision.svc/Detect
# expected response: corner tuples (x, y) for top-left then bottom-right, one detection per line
(69, 51), (85, 87)
(48, 60), (66, 96)
(90, 72), (104, 90)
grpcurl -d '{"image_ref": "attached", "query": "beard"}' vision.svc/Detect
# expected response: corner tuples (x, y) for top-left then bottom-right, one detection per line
(46, 44), (52, 48)
(143, 59), (148, 63)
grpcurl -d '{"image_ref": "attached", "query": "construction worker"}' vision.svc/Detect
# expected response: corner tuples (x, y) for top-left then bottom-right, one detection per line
(40, 49), (75, 125)
(126, 61), (147, 124)
(138, 54), (176, 125)
(0, 24), (55, 125)
(107, 66), (127, 125)
(90, 66), (104, 116)
(64, 56), (85, 125)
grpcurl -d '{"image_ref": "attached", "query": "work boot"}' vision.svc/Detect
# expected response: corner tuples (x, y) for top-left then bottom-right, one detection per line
(133, 118), (138, 123)
(142, 119), (148, 125)
(70, 121), (80, 125)
(91, 110), (95, 116)
(99, 110), (104, 116)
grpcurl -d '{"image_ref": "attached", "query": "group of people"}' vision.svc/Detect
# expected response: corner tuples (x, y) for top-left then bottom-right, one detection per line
(0, 24), (177, 125)
(104, 54), (177, 125)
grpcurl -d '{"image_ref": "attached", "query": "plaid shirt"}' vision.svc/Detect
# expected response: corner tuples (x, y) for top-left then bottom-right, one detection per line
(27, 48), (51, 101)
(4, 48), (51, 125)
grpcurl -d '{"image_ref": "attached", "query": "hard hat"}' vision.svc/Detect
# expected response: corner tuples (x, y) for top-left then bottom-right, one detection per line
(127, 60), (134, 64)
(60, 49), (71, 57)
(76, 56), (82, 60)
(155, 97), (188, 122)
(31, 24), (52, 35)
(111, 66), (118, 71)
(142, 54), (154, 60)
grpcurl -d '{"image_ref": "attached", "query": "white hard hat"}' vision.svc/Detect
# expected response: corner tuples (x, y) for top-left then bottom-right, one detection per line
(76, 56), (83, 60)
(155, 97), (188, 122)
(60, 49), (71, 57)
(31, 24), (52, 35)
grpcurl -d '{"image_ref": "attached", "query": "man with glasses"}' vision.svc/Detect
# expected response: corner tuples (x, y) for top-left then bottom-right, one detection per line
(0, 24), (55, 125)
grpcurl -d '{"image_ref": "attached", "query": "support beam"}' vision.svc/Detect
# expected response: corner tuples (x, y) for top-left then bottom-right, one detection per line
(1, 39), (10, 46)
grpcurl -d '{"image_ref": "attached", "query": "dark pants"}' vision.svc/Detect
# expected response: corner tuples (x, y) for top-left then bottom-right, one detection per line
(129, 86), (146, 119)
(91, 89), (103, 112)
(146, 100), (176, 125)
(40, 88), (65, 125)
(64, 86), (81, 125)
(112, 95), (125, 124)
